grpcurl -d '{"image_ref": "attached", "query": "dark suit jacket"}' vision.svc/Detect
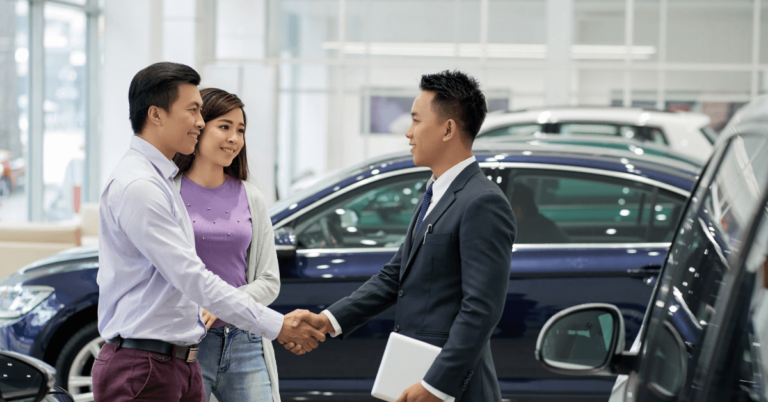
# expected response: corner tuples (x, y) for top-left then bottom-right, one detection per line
(327, 161), (516, 401)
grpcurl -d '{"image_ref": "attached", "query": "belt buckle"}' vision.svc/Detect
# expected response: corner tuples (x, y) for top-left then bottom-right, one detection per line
(185, 345), (199, 363)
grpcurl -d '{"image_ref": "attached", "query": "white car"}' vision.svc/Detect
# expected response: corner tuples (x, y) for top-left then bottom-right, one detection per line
(478, 107), (715, 163)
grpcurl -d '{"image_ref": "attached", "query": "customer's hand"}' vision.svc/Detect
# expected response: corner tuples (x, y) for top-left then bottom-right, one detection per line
(280, 310), (334, 355)
(276, 310), (326, 355)
(202, 308), (217, 330)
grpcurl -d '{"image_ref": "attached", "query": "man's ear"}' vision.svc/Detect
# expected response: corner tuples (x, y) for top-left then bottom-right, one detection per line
(443, 119), (456, 142)
(147, 105), (164, 128)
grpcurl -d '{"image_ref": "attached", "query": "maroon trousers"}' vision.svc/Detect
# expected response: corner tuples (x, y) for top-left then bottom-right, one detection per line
(92, 342), (205, 402)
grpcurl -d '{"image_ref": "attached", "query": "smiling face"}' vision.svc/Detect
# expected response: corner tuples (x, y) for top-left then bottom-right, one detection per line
(195, 107), (246, 169)
(406, 90), (449, 168)
(159, 83), (205, 156)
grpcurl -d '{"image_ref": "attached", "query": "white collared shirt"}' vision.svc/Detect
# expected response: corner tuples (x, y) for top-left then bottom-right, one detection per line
(97, 136), (284, 344)
(423, 155), (477, 220)
(322, 155), (476, 402)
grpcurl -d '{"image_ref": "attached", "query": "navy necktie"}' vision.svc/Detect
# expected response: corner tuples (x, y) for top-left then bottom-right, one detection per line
(413, 182), (434, 240)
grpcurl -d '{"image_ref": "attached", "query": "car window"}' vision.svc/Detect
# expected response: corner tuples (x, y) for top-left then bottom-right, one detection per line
(490, 167), (686, 244)
(559, 123), (669, 145)
(291, 172), (431, 249)
(636, 134), (768, 401)
(560, 123), (618, 136)
(481, 124), (544, 138)
(700, 197), (768, 402)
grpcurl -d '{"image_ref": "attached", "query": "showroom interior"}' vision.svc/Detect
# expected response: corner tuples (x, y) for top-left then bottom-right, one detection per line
(1, 0), (768, 401)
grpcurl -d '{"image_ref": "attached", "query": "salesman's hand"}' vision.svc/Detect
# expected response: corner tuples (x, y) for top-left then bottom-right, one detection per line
(281, 310), (334, 355)
(202, 309), (217, 330)
(276, 311), (326, 355)
(396, 382), (441, 402)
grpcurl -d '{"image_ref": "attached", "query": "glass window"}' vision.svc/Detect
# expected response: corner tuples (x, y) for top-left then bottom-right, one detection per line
(496, 169), (685, 244)
(480, 124), (543, 138)
(43, 4), (87, 221)
(0, 0), (29, 222)
(637, 134), (768, 401)
(561, 123), (619, 136)
(292, 172), (431, 249)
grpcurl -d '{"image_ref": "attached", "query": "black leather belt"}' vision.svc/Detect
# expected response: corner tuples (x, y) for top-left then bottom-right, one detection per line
(107, 337), (199, 363)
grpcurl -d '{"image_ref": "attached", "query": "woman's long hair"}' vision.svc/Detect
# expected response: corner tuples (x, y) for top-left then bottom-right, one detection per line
(173, 88), (249, 181)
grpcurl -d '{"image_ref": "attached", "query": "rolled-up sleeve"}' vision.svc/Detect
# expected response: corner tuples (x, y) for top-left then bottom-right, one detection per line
(116, 179), (284, 340)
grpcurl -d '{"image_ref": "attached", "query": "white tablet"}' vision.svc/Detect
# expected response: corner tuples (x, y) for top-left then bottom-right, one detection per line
(371, 332), (444, 402)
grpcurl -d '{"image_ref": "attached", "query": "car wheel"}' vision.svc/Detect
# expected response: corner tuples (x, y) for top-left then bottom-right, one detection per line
(54, 322), (104, 402)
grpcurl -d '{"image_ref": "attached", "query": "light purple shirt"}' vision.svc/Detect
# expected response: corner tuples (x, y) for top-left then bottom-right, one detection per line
(97, 136), (283, 344)
(180, 175), (252, 328)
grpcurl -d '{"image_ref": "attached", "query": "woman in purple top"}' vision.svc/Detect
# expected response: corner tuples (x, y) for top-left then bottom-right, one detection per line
(173, 88), (281, 402)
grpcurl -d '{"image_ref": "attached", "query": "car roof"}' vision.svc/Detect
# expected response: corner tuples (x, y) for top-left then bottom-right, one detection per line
(270, 139), (700, 224)
(718, 94), (768, 145)
(476, 134), (702, 167)
(480, 107), (711, 133)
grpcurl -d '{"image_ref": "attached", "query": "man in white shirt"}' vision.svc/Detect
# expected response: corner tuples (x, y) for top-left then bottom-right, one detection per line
(284, 71), (516, 402)
(94, 62), (324, 401)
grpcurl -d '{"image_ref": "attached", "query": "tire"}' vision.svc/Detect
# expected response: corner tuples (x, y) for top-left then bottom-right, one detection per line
(54, 322), (104, 402)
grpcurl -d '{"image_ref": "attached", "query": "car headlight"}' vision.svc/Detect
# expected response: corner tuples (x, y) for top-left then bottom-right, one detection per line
(0, 285), (54, 319)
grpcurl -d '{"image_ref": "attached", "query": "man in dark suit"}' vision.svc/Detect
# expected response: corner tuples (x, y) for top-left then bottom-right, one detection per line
(285, 70), (516, 402)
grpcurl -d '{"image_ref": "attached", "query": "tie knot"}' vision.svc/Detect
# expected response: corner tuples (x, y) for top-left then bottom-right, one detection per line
(426, 182), (433, 195)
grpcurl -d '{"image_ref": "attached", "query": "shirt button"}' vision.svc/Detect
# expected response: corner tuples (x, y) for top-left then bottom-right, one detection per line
(398, 290), (404, 297)
(394, 325), (400, 332)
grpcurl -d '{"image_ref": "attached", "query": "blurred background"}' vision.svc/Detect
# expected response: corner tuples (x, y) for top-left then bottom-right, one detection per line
(0, 0), (766, 222)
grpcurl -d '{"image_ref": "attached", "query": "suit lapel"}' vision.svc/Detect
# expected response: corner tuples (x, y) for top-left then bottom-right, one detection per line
(401, 193), (423, 259)
(400, 162), (482, 281)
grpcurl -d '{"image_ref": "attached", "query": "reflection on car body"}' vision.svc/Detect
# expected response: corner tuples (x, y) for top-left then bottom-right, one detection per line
(534, 94), (768, 402)
(0, 138), (701, 402)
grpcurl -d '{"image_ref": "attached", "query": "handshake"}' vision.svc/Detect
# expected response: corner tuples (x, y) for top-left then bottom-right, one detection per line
(276, 309), (334, 355)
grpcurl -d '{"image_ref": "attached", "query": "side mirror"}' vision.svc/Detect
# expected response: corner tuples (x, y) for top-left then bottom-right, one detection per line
(535, 303), (634, 376)
(0, 351), (56, 402)
(274, 227), (297, 259)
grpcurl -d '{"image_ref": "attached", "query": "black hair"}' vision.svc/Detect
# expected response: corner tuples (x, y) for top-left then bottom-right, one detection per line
(510, 183), (538, 214)
(128, 62), (201, 134)
(419, 70), (487, 143)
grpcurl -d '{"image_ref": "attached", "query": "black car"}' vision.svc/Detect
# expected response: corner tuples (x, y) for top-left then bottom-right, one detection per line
(534, 94), (768, 402)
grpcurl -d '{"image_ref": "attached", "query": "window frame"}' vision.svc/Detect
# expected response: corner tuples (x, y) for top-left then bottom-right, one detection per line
(274, 162), (691, 253)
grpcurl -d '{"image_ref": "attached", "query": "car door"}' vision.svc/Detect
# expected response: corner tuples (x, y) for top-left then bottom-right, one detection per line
(271, 161), (688, 400)
(484, 162), (688, 400)
(271, 168), (432, 386)
(628, 133), (768, 402)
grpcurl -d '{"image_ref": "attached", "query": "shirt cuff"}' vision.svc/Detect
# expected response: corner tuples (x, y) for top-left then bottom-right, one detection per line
(321, 310), (342, 337)
(250, 307), (284, 341)
(421, 381), (454, 401)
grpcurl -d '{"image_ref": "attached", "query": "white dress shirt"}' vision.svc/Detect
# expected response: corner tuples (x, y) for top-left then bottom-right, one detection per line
(97, 136), (284, 344)
(322, 155), (477, 401)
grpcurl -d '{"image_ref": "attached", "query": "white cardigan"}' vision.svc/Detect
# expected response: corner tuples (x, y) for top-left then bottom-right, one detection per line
(174, 176), (282, 402)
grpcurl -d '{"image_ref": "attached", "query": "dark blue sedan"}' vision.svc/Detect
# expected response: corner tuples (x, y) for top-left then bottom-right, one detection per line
(0, 139), (699, 401)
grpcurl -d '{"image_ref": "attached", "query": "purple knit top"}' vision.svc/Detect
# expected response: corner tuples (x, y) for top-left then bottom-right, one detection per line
(180, 175), (252, 328)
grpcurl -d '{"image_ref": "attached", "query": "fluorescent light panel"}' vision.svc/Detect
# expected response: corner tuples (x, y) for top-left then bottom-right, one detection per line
(321, 42), (657, 60)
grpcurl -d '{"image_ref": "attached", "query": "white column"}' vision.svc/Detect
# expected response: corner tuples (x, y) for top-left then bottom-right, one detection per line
(101, 0), (162, 189)
(546, 0), (573, 106)
(27, 0), (44, 221)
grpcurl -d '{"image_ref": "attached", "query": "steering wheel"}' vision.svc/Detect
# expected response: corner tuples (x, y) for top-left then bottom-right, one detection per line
(319, 216), (345, 248)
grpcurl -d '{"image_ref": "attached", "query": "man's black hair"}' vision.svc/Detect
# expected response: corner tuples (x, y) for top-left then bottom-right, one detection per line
(419, 70), (487, 143)
(128, 62), (201, 134)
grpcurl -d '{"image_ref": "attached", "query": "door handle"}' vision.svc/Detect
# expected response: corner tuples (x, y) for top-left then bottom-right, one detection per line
(626, 264), (661, 276)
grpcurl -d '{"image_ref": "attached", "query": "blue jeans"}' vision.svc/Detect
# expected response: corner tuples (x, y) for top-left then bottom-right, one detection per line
(198, 325), (273, 402)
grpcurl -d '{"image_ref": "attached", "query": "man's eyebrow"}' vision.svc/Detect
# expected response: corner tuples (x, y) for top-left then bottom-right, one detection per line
(189, 101), (201, 108)
(411, 112), (419, 117)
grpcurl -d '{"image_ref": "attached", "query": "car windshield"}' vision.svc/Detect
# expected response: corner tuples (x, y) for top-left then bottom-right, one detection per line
(269, 153), (409, 217)
(700, 126), (718, 145)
